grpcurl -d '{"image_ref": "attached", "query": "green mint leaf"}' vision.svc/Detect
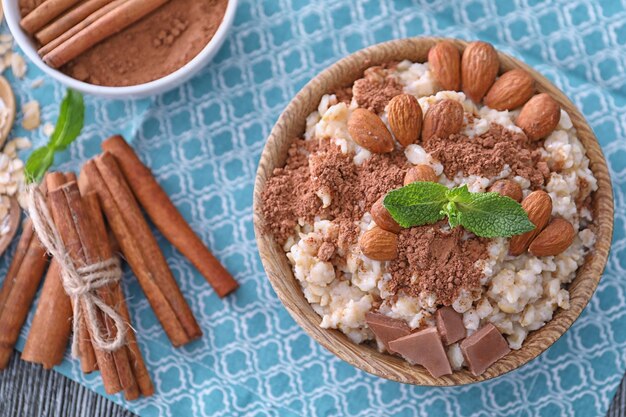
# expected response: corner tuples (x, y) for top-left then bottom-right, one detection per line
(446, 184), (472, 203)
(383, 182), (448, 228)
(25, 146), (55, 183)
(25, 89), (85, 183)
(442, 201), (462, 228)
(50, 89), (84, 150)
(453, 191), (536, 238)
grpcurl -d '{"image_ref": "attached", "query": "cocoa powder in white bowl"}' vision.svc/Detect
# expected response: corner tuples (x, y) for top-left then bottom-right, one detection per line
(2, 0), (237, 98)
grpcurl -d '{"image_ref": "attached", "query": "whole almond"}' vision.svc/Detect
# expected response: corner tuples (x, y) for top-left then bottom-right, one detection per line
(422, 99), (464, 142)
(404, 164), (438, 185)
(528, 218), (575, 257)
(359, 226), (398, 261)
(461, 41), (499, 103)
(348, 108), (395, 153)
(388, 94), (423, 147)
(371, 196), (401, 233)
(515, 93), (561, 141)
(509, 190), (552, 256)
(484, 69), (535, 111)
(428, 41), (461, 91)
(488, 179), (523, 202)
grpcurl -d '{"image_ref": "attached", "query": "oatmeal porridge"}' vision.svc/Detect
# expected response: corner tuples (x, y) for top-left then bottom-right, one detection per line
(261, 41), (597, 377)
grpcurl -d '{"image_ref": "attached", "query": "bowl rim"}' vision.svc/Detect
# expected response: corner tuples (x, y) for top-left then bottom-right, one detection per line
(253, 37), (614, 386)
(2, 0), (238, 98)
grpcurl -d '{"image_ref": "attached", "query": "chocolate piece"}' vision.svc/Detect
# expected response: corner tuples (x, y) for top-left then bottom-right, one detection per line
(388, 327), (452, 378)
(435, 306), (466, 345)
(365, 312), (410, 353)
(460, 323), (511, 376)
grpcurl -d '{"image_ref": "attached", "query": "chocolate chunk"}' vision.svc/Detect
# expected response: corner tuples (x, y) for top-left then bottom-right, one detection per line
(435, 306), (466, 345)
(460, 323), (511, 376)
(365, 312), (410, 353)
(388, 327), (452, 378)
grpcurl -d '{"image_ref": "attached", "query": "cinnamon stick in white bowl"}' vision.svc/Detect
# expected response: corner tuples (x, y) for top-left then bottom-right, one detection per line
(102, 135), (238, 298)
(35, 0), (115, 46)
(20, 0), (82, 34)
(37, 0), (127, 57)
(42, 0), (169, 69)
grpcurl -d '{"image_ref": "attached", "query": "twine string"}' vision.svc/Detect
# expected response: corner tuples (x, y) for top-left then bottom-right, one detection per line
(26, 184), (126, 356)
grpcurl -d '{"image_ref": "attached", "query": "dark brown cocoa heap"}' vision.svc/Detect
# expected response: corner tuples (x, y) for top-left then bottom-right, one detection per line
(261, 140), (409, 249)
(387, 223), (488, 305)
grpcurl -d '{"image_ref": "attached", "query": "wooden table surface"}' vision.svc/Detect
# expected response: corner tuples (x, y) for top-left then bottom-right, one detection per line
(0, 349), (624, 417)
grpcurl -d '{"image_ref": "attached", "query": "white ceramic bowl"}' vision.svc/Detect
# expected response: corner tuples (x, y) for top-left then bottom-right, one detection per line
(2, 0), (237, 98)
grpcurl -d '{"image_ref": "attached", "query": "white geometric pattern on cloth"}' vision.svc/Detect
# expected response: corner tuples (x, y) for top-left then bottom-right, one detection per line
(0, 0), (624, 416)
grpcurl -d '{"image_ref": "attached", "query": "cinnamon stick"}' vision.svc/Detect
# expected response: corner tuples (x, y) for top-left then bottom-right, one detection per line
(35, 0), (115, 45)
(82, 156), (201, 346)
(22, 172), (74, 369)
(0, 222), (49, 368)
(21, 0), (82, 34)
(0, 220), (35, 312)
(78, 172), (153, 397)
(48, 182), (122, 394)
(51, 172), (97, 373)
(42, 0), (170, 68)
(78, 191), (139, 400)
(37, 0), (126, 57)
(102, 135), (238, 298)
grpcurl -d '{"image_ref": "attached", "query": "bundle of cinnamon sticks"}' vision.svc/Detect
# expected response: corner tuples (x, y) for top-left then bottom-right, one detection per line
(0, 135), (238, 399)
(20, 0), (171, 68)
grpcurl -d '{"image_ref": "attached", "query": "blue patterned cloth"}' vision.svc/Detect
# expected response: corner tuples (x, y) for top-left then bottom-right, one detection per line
(1, 0), (625, 416)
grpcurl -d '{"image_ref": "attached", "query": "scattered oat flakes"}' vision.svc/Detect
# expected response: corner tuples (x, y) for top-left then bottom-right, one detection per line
(42, 122), (54, 136)
(0, 35), (12, 43)
(6, 137), (31, 151)
(21, 100), (40, 130)
(10, 158), (23, 172)
(0, 43), (11, 56)
(2, 51), (12, 72)
(0, 139), (28, 211)
(30, 78), (44, 88)
(11, 54), (26, 78)
(0, 154), (9, 171)
(2, 142), (15, 158)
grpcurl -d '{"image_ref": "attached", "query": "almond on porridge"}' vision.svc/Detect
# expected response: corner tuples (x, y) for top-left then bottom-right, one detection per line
(261, 40), (597, 377)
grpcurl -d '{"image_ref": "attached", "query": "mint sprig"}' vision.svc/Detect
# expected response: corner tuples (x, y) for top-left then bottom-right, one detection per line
(25, 89), (85, 183)
(383, 183), (535, 238)
(384, 182), (448, 228)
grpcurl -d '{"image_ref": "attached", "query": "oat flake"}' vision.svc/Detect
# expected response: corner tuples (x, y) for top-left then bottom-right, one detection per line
(21, 100), (40, 130)
(11, 54), (26, 78)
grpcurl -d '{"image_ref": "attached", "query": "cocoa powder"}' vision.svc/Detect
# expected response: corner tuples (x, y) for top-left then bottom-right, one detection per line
(60, 0), (228, 86)
(352, 64), (403, 113)
(425, 123), (547, 188)
(261, 140), (408, 250)
(387, 224), (487, 305)
(260, 139), (321, 245)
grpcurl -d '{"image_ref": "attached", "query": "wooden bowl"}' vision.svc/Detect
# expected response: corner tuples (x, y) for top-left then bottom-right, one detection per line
(252, 37), (614, 386)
